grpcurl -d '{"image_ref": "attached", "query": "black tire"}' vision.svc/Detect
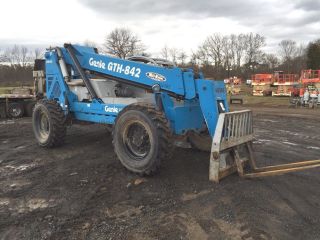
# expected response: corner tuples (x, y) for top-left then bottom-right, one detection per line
(112, 104), (172, 175)
(25, 101), (36, 117)
(7, 102), (24, 118)
(32, 99), (66, 147)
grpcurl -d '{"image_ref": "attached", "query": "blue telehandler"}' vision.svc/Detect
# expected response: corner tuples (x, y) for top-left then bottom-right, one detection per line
(32, 44), (320, 183)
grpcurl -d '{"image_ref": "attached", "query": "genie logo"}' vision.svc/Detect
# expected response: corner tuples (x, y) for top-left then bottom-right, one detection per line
(105, 105), (120, 113)
(89, 57), (106, 69)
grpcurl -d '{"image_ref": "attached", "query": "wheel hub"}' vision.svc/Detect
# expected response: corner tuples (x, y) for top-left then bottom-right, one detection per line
(39, 112), (49, 138)
(11, 108), (21, 117)
(124, 122), (151, 159)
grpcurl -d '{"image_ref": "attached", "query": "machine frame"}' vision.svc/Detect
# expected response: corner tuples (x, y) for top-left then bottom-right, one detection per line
(32, 44), (320, 183)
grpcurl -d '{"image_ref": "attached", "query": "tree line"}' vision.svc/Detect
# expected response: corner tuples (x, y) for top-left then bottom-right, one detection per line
(0, 45), (43, 86)
(1, 28), (320, 86)
(100, 28), (320, 80)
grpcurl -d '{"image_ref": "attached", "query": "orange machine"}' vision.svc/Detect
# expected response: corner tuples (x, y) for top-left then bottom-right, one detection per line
(299, 70), (320, 97)
(251, 74), (273, 96)
(272, 71), (299, 97)
(225, 77), (242, 95)
(300, 69), (320, 103)
(300, 69), (320, 84)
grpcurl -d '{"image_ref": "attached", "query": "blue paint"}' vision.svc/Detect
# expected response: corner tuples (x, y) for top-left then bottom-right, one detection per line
(44, 44), (229, 137)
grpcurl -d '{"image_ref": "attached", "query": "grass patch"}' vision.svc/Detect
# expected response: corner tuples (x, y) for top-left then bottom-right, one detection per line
(228, 84), (291, 107)
(243, 95), (290, 107)
(228, 95), (291, 107)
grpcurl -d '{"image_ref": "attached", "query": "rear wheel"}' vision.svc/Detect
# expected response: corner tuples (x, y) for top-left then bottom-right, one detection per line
(113, 104), (172, 175)
(7, 102), (24, 118)
(32, 99), (66, 147)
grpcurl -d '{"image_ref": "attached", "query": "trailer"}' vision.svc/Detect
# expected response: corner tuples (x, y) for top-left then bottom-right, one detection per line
(0, 87), (36, 118)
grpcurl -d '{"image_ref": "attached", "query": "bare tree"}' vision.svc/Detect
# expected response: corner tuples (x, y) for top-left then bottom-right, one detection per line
(230, 34), (246, 68)
(195, 46), (209, 66)
(263, 53), (279, 70)
(0, 45), (34, 86)
(296, 43), (306, 57)
(195, 32), (267, 78)
(291, 43), (306, 73)
(222, 37), (233, 77)
(104, 28), (145, 59)
(0, 48), (5, 62)
(278, 40), (298, 72)
(306, 40), (320, 69)
(189, 51), (199, 66)
(5, 45), (19, 66)
(12, 45), (21, 65)
(178, 51), (187, 66)
(279, 40), (297, 62)
(21, 46), (28, 67)
(160, 45), (170, 60)
(199, 33), (238, 78)
(169, 48), (179, 64)
(203, 33), (225, 67)
(161, 47), (187, 65)
(33, 48), (43, 59)
(243, 33), (266, 66)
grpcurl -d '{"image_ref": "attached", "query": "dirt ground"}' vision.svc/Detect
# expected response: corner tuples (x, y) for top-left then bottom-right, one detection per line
(0, 106), (320, 240)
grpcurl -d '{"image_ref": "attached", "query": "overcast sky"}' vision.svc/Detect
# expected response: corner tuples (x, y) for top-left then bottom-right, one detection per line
(0, 0), (319, 55)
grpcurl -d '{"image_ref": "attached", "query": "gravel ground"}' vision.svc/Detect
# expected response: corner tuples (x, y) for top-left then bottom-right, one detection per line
(0, 106), (319, 240)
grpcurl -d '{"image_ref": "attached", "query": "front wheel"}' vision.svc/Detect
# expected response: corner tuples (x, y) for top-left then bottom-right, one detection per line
(112, 104), (172, 175)
(32, 100), (66, 147)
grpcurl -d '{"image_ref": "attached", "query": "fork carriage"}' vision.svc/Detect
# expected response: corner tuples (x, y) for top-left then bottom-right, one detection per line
(210, 110), (320, 182)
